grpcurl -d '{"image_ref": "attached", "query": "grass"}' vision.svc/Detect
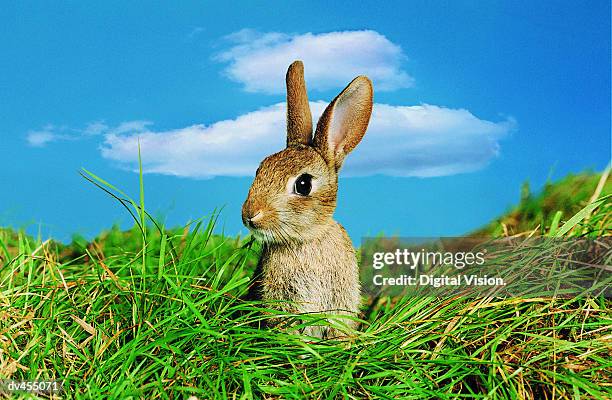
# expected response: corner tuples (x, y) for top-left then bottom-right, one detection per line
(0, 170), (610, 399)
(475, 169), (611, 237)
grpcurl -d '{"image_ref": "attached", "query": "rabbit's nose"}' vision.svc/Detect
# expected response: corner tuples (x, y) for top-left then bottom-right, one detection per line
(248, 211), (263, 227)
(242, 204), (264, 228)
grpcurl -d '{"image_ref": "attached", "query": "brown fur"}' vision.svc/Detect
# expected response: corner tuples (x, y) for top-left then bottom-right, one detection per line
(286, 61), (313, 147)
(242, 61), (373, 338)
(314, 76), (373, 170)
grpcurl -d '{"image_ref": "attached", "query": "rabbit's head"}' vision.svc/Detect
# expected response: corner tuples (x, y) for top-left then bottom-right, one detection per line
(242, 61), (373, 243)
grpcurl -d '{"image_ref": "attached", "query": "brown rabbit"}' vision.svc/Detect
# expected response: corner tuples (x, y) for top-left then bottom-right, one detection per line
(242, 60), (373, 338)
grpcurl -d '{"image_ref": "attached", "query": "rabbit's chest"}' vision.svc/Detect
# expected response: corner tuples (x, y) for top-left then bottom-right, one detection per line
(259, 222), (359, 309)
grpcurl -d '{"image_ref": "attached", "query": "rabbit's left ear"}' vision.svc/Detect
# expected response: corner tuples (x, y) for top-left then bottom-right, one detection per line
(313, 76), (373, 170)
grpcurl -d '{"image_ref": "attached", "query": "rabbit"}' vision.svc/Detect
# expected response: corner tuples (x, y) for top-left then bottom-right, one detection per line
(242, 60), (373, 338)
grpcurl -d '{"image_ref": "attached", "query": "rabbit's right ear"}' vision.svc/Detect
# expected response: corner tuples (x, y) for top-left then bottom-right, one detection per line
(286, 61), (313, 147)
(313, 76), (373, 171)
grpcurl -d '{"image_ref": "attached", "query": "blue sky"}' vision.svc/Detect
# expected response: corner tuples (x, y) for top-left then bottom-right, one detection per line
(1, 1), (610, 243)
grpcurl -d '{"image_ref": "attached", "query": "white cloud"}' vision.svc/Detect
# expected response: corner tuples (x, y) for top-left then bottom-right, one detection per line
(25, 120), (152, 147)
(100, 102), (515, 178)
(83, 121), (109, 136)
(108, 120), (152, 135)
(215, 30), (414, 94)
(27, 130), (62, 147)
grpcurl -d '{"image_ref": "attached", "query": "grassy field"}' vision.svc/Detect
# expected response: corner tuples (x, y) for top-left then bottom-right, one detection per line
(0, 170), (610, 399)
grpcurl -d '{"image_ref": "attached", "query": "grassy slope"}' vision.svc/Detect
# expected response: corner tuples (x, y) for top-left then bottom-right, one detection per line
(474, 171), (611, 237)
(0, 171), (611, 399)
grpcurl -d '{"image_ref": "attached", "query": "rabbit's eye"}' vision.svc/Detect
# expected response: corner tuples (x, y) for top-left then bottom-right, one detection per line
(293, 174), (313, 196)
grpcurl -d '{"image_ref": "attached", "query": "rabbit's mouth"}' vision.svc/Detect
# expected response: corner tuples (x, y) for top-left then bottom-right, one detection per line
(249, 224), (307, 245)
(251, 228), (276, 243)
